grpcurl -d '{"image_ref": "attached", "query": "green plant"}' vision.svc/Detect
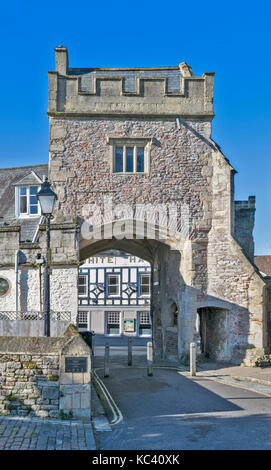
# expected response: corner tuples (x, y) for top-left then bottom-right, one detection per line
(47, 375), (59, 382)
(7, 395), (24, 405)
(23, 361), (37, 369)
(6, 403), (17, 411)
(59, 409), (73, 420)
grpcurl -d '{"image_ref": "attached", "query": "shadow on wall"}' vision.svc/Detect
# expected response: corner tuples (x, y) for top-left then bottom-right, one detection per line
(20, 269), (29, 313)
(77, 229), (264, 366)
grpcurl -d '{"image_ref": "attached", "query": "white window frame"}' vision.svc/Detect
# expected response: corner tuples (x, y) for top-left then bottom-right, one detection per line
(78, 275), (88, 297)
(107, 274), (120, 297)
(15, 185), (41, 218)
(139, 273), (151, 297)
(107, 137), (152, 175)
(137, 311), (152, 337)
(77, 311), (89, 331)
(105, 311), (121, 336)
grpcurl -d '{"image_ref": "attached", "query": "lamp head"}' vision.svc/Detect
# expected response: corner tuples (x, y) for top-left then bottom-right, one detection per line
(36, 178), (57, 216)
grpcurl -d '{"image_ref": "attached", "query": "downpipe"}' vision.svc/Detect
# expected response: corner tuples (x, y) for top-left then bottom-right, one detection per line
(15, 250), (19, 318)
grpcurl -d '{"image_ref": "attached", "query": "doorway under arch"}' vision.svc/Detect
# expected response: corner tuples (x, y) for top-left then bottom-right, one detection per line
(197, 307), (231, 361)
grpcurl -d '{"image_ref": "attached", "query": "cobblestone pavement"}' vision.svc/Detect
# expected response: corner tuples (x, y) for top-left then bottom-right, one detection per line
(0, 415), (96, 450)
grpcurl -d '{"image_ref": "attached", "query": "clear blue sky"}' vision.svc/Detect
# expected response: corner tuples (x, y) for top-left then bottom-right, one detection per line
(0, 0), (270, 254)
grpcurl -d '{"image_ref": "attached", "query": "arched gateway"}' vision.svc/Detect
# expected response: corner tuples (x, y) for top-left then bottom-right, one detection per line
(0, 47), (268, 365)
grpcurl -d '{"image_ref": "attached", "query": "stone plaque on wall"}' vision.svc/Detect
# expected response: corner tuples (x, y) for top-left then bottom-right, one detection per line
(65, 356), (88, 373)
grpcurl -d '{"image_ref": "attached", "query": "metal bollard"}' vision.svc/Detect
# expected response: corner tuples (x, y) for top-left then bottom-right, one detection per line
(147, 341), (153, 376)
(104, 343), (110, 377)
(190, 342), (196, 376)
(128, 337), (132, 366)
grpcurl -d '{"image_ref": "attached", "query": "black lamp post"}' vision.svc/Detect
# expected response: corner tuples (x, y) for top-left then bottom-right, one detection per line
(37, 178), (57, 337)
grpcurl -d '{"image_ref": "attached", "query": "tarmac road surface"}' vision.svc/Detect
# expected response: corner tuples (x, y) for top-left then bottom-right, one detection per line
(95, 366), (271, 450)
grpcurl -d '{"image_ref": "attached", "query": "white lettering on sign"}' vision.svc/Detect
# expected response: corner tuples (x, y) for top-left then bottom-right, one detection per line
(84, 256), (146, 265)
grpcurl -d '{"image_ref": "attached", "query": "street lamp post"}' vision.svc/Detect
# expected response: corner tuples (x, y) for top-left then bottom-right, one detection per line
(37, 178), (57, 337)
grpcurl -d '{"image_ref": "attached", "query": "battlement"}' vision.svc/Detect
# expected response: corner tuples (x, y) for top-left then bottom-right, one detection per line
(48, 46), (214, 118)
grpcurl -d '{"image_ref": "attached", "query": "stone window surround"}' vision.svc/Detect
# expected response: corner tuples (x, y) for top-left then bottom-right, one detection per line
(107, 136), (153, 175)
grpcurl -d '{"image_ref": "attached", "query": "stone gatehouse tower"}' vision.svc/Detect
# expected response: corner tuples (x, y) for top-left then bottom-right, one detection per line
(0, 46), (268, 365)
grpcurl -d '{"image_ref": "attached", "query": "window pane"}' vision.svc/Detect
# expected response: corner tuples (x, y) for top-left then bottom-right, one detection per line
(30, 186), (38, 195)
(79, 276), (87, 285)
(78, 311), (88, 329)
(79, 286), (87, 295)
(115, 147), (123, 172)
(79, 276), (87, 295)
(20, 196), (27, 213)
(109, 285), (118, 294)
(137, 147), (144, 172)
(20, 187), (27, 196)
(140, 274), (150, 294)
(126, 147), (133, 172)
(141, 275), (150, 285)
(138, 311), (151, 336)
(30, 205), (38, 214)
(108, 275), (119, 295)
(106, 311), (120, 334)
(30, 195), (38, 205)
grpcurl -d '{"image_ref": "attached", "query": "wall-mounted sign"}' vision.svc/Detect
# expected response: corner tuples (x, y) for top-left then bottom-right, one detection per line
(65, 357), (88, 373)
(124, 320), (135, 332)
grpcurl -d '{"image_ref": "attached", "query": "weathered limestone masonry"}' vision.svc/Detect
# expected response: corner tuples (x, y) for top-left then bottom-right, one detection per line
(0, 326), (91, 420)
(0, 222), (79, 323)
(0, 46), (268, 365)
(45, 46), (268, 365)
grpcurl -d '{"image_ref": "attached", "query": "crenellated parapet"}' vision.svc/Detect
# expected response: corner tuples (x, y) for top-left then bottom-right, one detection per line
(48, 46), (214, 118)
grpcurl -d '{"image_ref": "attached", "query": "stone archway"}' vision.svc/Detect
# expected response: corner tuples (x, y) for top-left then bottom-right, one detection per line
(79, 219), (185, 360)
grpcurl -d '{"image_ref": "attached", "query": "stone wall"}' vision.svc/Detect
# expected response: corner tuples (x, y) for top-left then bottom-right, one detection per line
(0, 326), (91, 420)
(49, 117), (213, 231)
(0, 351), (61, 418)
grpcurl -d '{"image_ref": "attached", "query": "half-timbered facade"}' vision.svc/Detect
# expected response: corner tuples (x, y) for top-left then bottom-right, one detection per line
(78, 253), (152, 337)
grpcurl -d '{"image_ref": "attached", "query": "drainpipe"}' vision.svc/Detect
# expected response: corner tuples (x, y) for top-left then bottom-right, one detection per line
(15, 250), (20, 319)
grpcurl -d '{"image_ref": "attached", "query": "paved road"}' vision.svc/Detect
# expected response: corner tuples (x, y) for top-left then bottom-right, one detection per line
(95, 366), (271, 450)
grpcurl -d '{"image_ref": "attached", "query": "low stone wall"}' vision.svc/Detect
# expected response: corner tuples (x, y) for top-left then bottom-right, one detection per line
(0, 351), (60, 418)
(0, 320), (70, 338)
(0, 325), (91, 420)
